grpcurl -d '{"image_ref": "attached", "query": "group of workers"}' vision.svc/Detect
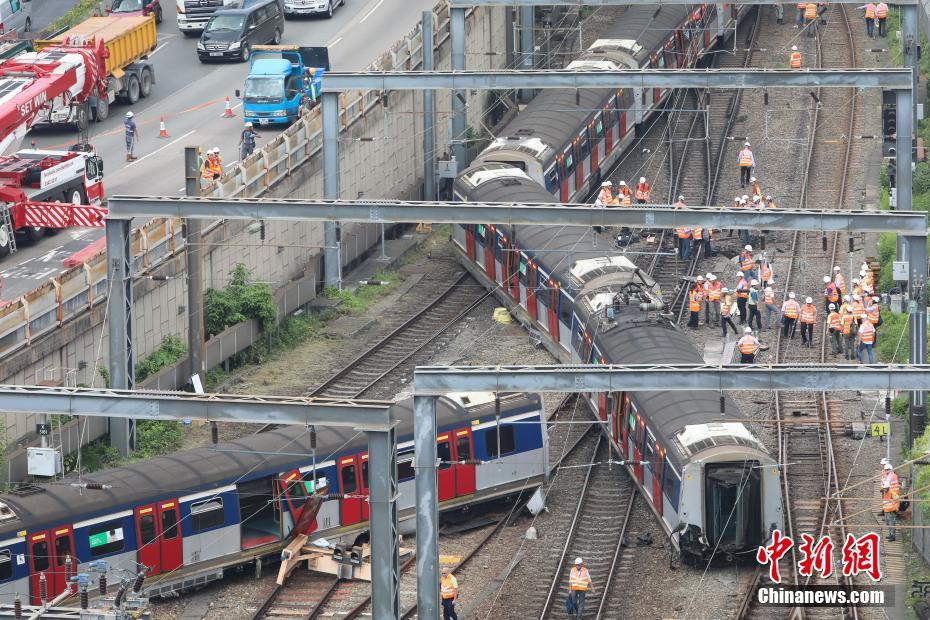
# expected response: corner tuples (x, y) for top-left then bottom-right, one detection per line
(785, 2), (887, 68)
(594, 177), (652, 207)
(687, 258), (882, 364)
(860, 1), (890, 38)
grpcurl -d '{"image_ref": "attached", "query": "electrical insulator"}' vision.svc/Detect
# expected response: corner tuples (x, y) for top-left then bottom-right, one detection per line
(132, 572), (146, 594)
(764, 91), (769, 106)
(65, 555), (72, 585)
(85, 483), (105, 490)
(309, 425), (317, 449)
(260, 220), (266, 242)
(114, 583), (126, 608)
(13, 596), (20, 619)
(822, 235), (827, 252)
(211, 421), (218, 445)
(80, 585), (89, 610)
(849, 236), (855, 253)
(886, 396), (892, 418)
(99, 574), (107, 596)
(39, 572), (47, 604)
(720, 395), (726, 414)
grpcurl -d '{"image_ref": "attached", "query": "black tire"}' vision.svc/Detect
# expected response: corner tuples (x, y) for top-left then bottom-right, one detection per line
(241, 43), (251, 62)
(74, 104), (89, 132)
(326, 1), (333, 18)
(24, 17), (30, 32)
(139, 68), (154, 98)
(24, 227), (44, 243)
(271, 28), (281, 45)
(95, 95), (110, 122)
(0, 223), (11, 257)
(155, 6), (163, 24)
(125, 74), (141, 104)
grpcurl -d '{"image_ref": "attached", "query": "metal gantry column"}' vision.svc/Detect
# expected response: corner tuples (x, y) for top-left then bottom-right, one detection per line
(902, 3), (919, 127)
(414, 395), (439, 619)
(367, 427), (400, 619)
(104, 218), (134, 456)
(897, 88), (914, 260)
(423, 11), (436, 201)
(184, 147), (204, 384)
(906, 234), (928, 442)
(322, 91), (341, 289)
(519, 6), (535, 102)
(451, 7), (467, 166)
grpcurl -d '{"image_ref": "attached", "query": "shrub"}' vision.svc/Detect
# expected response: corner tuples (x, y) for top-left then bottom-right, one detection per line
(135, 335), (187, 382)
(205, 264), (276, 336)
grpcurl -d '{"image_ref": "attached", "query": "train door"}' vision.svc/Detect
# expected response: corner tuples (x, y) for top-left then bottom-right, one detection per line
(493, 232), (504, 286)
(517, 254), (528, 308)
(591, 118), (601, 172)
(620, 394), (630, 456)
(27, 531), (50, 605)
(454, 428), (476, 496)
(503, 239), (519, 300)
(631, 414), (644, 483)
(573, 139), (584, 191)
(652, 448), (665, 516)
(436, 433), (456, 502)
(481, 226), (494, 277)
(643, 431), (658, 504)
(547, 287), (560, 338)
(604, 104), (614, 154)
(597, 393), (607, 422)
(135, 504), (162, 575)
(338, 456), (363, 526)
(526, 263), (538, 320)
(158, 500), (183, 572)
(465, 226), (476, 261)
(563, 147), (576, 198)
(558, 156), (569, 202)
(360, 454), (370, 521)
(28, 527), (75, 604)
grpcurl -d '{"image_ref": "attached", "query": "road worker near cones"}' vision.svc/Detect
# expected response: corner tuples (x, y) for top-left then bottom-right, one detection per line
(790, 45), (802, 69)
(201, 148), (222, 182)
(739, 245), (757, 282)
(688, 278), (705, 329)
(634, 177), (651, 204)
(804, 1), (818, 36)
(833, 266), (846, 295)
(876, 1), (888, 36)
(823, 275), (839, 313)
(782, 292), (801, 338)
(827, 303), (843, 355)
(800, 296), (817, 348)
(706, 273), (722, 325)
(568, 558), (593, 618)
(738, 142), (755, 187)
(617, 180), (632, 205)
(440, 567), (459, 620)
(721, 288), (739, 337)
(735, 271), (749, 324)
(240, 122), (257, 160)
(862, 2), (876, 37)
(124, 111), (139, 161)
(737, 327), (761, 363)
(595, 181), (613, 206)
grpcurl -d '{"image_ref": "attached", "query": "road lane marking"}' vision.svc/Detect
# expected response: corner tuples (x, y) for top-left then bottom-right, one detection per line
(329, 36), (343, 47)
(359, 0), (384, 23)
(126, 130), (196, 168)
(148, 41), (171, 56)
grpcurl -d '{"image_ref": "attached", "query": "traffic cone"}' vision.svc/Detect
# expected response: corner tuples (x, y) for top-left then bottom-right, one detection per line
(158, 116), (169, 138)
(223, 96), (234, 118)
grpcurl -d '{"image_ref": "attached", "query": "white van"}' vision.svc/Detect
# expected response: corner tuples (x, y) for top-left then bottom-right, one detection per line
(0, 0), (32, 35)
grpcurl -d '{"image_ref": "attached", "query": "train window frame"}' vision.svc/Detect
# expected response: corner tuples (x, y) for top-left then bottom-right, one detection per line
(578, 134), (590, 159)
(437, 438), (453, 471)
(397, 457), (415, 482)
(190, 498), (225, 533)
(517, 256), (528, 285)
(53, 535), (70, 567)
(558, 291), (572, 326)
(0, 550), (10, 582)
(88, 520), (125, 557)
(361, 458), (369, 490)
(594, 113), (604, 139)
(340, 463), (358, 495)
(456, 432), (472, 462)
(139, 513), (158, 547)
(161, 507), (179, 541)
(571, 322), (583, 352)
(563, 149), (574, 173)
(295, 470), (328, 497)
(484, 425), (516, 459)
(544, 166), (559, 193)
(663, 460), (681, 507)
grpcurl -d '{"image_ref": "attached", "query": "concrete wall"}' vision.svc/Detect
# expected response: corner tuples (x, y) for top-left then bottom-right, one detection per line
(0, 5), (509, 454)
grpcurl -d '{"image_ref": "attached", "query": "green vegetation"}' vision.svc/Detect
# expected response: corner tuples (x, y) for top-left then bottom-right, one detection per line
(134, 420), (185, 459)
(205, 264), (277, 337)
(49, 0), (103, 32)
(71, 441), (119, 473)
(324, 272), (397, 313)
(135, 335), (187, 382)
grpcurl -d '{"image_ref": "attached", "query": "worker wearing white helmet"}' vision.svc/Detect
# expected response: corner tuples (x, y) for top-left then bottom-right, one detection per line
(739, 245), (756, 282)
(799, 296), (816, 347)
(827, 302), (843, 356)
(746, 278), (762, 331)
(705, 272), (722, 325)
(202, 146), (222, 182)
(595, 180), (614, 206)
(762, 284), (780, 330)
(782, 291), (801, 339)
(735, 271), (749, 325)
(635, 176), (651, 204)
(568, 557), (593, 617)
(833, 266), (846, 296)
(124, 110), (139, 162)
(737, 326), (761, 363)
(738, 141), (755, 187)
(865, 294), (882, 330)
(823, 274), (840, 313)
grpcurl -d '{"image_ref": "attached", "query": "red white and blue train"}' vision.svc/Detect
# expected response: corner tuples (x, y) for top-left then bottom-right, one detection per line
(452, 4), (784, 565)
(0, 393), (545, 604)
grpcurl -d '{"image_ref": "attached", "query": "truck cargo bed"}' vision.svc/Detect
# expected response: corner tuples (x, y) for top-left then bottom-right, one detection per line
(35, 16), (156, 77)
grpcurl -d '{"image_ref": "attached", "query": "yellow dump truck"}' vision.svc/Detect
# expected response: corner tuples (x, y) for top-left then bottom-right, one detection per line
(34, 15), (157, 123)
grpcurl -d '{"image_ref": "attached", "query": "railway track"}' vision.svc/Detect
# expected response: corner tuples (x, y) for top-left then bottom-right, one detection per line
(251, 571), (339, 620)
(736, 7), (859, 618)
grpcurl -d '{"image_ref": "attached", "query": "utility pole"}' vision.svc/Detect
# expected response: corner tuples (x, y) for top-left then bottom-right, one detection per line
(184, 147), (205, 387)
(423, 11), (436, 202)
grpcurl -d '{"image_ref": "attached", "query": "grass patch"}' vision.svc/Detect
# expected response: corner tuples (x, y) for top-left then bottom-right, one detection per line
(49, 0), (104, 32)
(324, 271), (398, 314)
(135, 335), (187, 383)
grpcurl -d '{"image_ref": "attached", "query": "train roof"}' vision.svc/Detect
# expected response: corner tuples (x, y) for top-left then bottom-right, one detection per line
(597, 5), (694, 59)
(0, 394), (540, 537)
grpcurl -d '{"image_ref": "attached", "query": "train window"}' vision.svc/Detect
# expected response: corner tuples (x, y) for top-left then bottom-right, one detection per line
(300, 471), (328, 495)
(54, 536), (70, 567)
(571, 323), (583, 351)
(518, 257), (528, 284)
(437, 440), (452, 470)
(544, 167), (559, 192)
(0, 551), (10, 582)
(579, 135), (590, 159)
(361, 459), (369, 489)
(594, 115), (604, 139)
(621, 90), (634, 115)
(456, 433), (472, 462)
(663, 462), (681, 507)
(563, 150), (574, 173)
(397, 458), (415, 481)
(485, 425), (516, 458)
(31, 540), (48, 572)
(476, 224), (486, 240)
(340, 464), (357, 494)
(139, 514), (157, 546)
(190, 498), (224, 532)
(162, 508), (179, 540)
(88, 520), (125, 557)
(558, 292), (572, 325)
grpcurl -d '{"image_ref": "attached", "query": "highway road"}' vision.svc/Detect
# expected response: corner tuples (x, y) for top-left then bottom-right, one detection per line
(1, 0), (436, 299)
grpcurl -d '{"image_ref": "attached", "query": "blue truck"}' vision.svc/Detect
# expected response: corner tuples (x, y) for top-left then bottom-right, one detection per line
(237, 45), (329, 126)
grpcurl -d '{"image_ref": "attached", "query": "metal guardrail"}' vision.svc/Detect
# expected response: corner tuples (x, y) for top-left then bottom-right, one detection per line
(0, 1), (469, 362)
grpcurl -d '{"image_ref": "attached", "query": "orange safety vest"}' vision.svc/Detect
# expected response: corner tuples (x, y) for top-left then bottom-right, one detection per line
(790, 51), (802, 69)
(707, 282), (722, 302)
(851, 301), (865, 319)
(735, 279), (748, 299)
(840, 312), (854, 335)
(722, 296), (734, 317)
(834, 273), (846, 294)
(740, 252), (755, 272)
(202, 158), (221, 179)
(824, 282), (839, 303)
(569, 566), (591, 591)
(859, 321), (875, 344)
(739, 148), (754, 167)
(783, 299), (800, 319)
(676, 227), (691, 239)
(635, 183), (651, 201)
(738, 336), (759, 355)
(751, 181), (762, 196)
(876, 3), (888, 18)
(760, 262), (772, 283)
(597, 188), (613, 204)
(805, 2), (817, 18)
(689, 289), (704, 312)
(883, 487), (901, 512)
(797, 2), (806, 8)
(441, 574), (457, 599)
(763, 289), (775, 304)
(619, 193), (632, 206)
(607, 196), (621, 206)
(865, 3), (875, 18)
(800, 304), (816, 324)
(692, 227), (703, 240)
(866, 304), (880, 324)
(828, 311), (841, 330)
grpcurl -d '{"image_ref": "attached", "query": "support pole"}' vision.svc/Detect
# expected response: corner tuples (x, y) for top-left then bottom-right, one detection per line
(104, 218), (134, 456)
(322, 91), (341, 289)
(451, 7), (467, 167)
(906, 234), (928, 443)
(896, 88), (913, 261)
(423, 11), (436, 202)
(414, 395), (439, 619)
(902, 4), (919, 127)
(184, 147), (204, 385)
(519, 6), (535, 102)
(368, 427), (400, 619)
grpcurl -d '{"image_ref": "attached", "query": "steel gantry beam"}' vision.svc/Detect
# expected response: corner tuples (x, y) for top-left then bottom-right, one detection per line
(105, 199), (928, 234)
(322, 68), (912, 91)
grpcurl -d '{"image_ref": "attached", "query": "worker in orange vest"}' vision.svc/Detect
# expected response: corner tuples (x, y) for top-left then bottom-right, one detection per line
(858, 318), (876, 364)
(568, 557), (593, 617)
(737, 327), (761, 363)
(866, 295), (882, 329)
(676, 225), (692, 261)
(796, 1), (807, 26)
(762, 285), (780, 330)
(616, 180), (632, 205)
(705, 273), (721, 325)
(781, 292), (801, 338)
(804, 2), (818, 36)
(799, 296), (817, 348)
(833, 266), (846, 295)
(735, 271), (749, 325)
(851, 294), (866, 325)
(839, 300), (857, 360)
(440, 567), (459, 620)
(823, 275), (839, 313)
(721, 288), (739, 337)
(634, 177), (651, 204)
(688, 279), (705, 329)
(738, 142), (755, 187)
(827, 303), (843, 355)
(882, 469), (901, 541)
(750, 176), (762, 197)
(739, 245), (757, 281)
(594, 181), (613, 206)
(862, 2), (876, 37)
(876, 1), (888, 36)
(789, 45), (802, 69)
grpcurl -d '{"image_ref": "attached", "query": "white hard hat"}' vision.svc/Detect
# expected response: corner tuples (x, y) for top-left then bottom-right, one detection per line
(765, 195), (772, 200)
(751, 279), (759, 285)
(601, 181), (611, 187)
(829, 303), (836, 309)
(618, 180), (626, 186)
(844, 295), (851, 301)
(740, 198), (748, 204)
(744, 327), (752, 333)
(245, 121), (253, 127)
(860, 270), (867, 277)
(744, 141), (751, 147)
(737, 271), (744, 277)
(722, 287), (730, 293)
(884, 463), (893, 470)
(708, 274), (716, 281)
(696, 276), (704, 282)
(823, 276), (831, 283)
(706, 272), (713, 279)
(125, 111), (133, 118)
(678, 195), (685, 201)
(834, 266), (841, 271)
(639, 176), (646, 183)
(873, 296), (880, 302)
(742, 194), (750, 201)
(575, 557), (583, 565)
(750, 176), (757, 183)
(862, 262), (869, 270)
(745, 245), (753, 251)
(805, 297), (813, 304)
(212, 146), (220, 153)
(791, 45), (798, 51)
(853, 294), (861, 300)
(789, 292), (796, 299)
(852, 278), (860, 284)
(881, 457), (889, 465)
(734, 196), (741, 202)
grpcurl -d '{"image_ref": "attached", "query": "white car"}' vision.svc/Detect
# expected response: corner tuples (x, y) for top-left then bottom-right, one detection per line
(282, 0), (344, 19)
